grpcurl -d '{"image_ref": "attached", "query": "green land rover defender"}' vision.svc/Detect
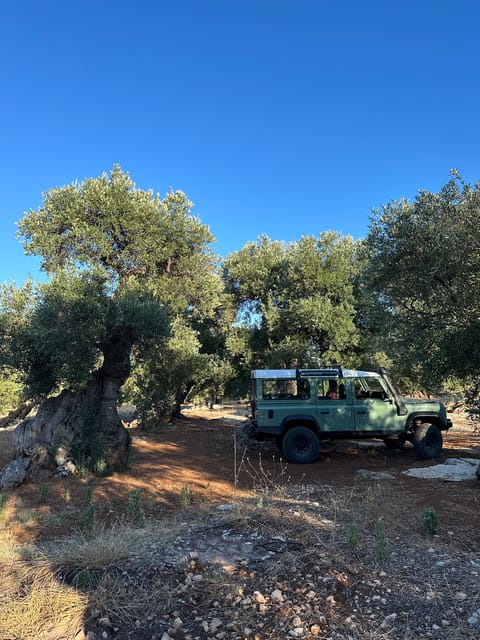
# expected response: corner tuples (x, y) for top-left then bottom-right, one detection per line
(249, 367), (452, 464)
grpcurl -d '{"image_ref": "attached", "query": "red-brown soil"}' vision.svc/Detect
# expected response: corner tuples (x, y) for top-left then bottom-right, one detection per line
(1, 406), (479, 546)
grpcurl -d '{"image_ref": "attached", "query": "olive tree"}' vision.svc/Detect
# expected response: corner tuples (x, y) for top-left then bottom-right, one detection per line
(223, 232), (361, 373)
(0, 166), (219, 482)
(361, 172), (480, 388)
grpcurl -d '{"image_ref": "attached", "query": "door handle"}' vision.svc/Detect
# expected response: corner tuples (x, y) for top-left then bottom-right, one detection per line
(320, 411), (330, 415)
(356, 411), (367, 415)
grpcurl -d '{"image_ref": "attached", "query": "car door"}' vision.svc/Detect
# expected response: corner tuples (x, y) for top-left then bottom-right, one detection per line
(352, 376), (400, 432)
(315, 377), (354, 433)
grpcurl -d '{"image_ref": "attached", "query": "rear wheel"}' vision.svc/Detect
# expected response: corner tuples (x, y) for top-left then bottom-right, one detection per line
(282, 426), (320, 464)
(413, 423), (443, 459)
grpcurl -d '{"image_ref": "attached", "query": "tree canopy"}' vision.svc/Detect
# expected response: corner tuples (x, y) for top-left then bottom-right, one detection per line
(361, 172), (480, 387)
(224, 232), (361, 372)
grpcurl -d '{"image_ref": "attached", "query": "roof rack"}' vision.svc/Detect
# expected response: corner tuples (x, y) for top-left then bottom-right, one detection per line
(296, 366), (343, 378)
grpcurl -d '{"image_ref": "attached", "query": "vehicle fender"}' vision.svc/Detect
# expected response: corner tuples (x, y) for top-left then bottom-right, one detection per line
(406, 412), (445, 431)
(280, 415), (320, 434)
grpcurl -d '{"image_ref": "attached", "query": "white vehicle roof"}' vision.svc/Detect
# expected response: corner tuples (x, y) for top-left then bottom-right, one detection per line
(251, 368), (381, 379)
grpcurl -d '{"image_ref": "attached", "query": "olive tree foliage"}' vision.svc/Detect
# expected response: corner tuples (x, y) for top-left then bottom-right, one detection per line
(223, 232), (361, 375)
(360, 172), (480, 390)
(0, 166), (220, 475)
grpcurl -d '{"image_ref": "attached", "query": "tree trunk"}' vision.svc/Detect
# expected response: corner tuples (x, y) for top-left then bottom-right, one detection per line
(0, 402), (34, 429)
(0, 329), (133, 486)
(172, 382), (194, 419)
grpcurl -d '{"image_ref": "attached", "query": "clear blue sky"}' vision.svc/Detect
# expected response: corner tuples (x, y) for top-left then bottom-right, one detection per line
(2, 0), (480, 283)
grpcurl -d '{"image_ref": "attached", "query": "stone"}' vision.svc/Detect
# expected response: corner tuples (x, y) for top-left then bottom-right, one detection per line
(354, 469), (395, 480)
(0, 456), (30, 489)
(403, 458), (479, 481)
(270, 589), (284, 603)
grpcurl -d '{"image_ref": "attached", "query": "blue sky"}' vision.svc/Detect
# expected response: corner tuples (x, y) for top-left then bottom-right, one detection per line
(2, 0), (480, 283)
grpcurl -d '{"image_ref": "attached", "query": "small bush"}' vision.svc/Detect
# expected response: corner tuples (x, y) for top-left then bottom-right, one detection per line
(180, 483), (192, 510)
(422, 508), (439, 535)
(127, 488), (146, 526)
(38, 486), (49, 504)
(346, 524), (360, 549)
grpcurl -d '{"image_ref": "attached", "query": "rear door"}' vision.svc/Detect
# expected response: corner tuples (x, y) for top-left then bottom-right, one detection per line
(315, 377), (354, 433)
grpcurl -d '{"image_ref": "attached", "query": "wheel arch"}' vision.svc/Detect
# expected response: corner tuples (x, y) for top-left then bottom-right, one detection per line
(280, 415), (319, 435)
(406, 412), (445, 433)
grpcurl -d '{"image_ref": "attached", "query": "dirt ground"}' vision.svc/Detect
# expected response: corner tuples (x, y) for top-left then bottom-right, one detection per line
(0, 405), (479, 545)
(1, 407), (480, 640)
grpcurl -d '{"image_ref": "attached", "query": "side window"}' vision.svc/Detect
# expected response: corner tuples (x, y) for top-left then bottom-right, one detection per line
(353, 377), (388, 400)
(317, 378), (340, 400)
(262, 379), (310, 400)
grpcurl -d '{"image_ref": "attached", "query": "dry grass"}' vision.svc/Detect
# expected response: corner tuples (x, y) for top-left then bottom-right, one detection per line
(40, 522), (141, 570)
(0, 561), (87, 640)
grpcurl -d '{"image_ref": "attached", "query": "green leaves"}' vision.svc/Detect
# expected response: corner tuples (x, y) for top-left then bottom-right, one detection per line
(361, 173), (480, 387)
(223, 232), (360, 369)
(6, 167), (220, 403)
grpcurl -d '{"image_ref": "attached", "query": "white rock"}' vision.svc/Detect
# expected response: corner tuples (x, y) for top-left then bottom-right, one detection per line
(468, 613), (479, 626)
(271, 589), (284, 603)
(98, 617), (112, 627)
(209, 617), (222, 632)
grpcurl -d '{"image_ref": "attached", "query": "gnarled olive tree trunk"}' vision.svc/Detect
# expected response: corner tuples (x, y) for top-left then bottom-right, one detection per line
(0, 331), (133, 487)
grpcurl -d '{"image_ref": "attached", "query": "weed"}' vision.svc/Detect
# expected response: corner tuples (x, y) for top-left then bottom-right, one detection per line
(94, 456), (109, 476)
(80, 502), (95, 536)
(374, 519), (388, 563)
(180, 483), (192, 509)
(422, 508), (439, 535)
(237, 451), (289, 498)
(43, 507), (76, 529)
(127, 488), (146, 526)
(0, 494), (7, 523)
(85, 478), (94, 504)
(38, 485), (49, 504)
(72, 569), (98, 588)
(346, 524), (360, 549)
(76, 454), (90, 479)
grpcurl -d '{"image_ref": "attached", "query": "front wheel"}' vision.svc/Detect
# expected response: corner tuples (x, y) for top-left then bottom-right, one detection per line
(413, 423), (443, 459)
(282, 426), (320, 464)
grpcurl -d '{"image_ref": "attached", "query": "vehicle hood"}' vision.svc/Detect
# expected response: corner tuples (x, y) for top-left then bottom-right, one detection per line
(402, 397), (442, 409)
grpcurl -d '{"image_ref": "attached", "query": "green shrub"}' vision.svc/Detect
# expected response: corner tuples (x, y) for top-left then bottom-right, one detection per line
(422, 508), (439, 535)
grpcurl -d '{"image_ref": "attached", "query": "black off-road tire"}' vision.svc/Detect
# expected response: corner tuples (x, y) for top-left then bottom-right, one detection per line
(413, 423), (443, 459)
(282, 426), (320, 464)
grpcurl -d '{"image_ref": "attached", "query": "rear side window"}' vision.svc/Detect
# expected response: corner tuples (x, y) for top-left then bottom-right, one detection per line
(317, 378), (344, 400)
(262, 379), (310, 400)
